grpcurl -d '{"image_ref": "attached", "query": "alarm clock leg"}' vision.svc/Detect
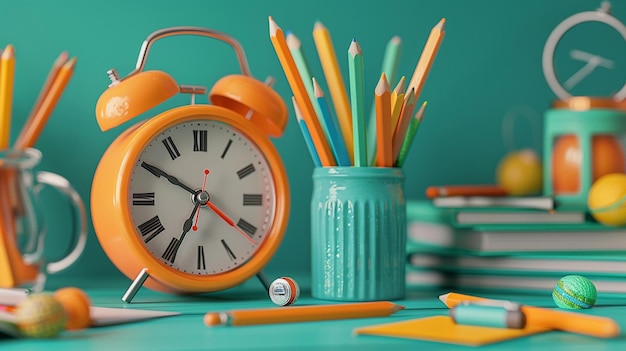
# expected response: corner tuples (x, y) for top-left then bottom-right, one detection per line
(121, 268), (150, 303)
(256, 270), (270, 291)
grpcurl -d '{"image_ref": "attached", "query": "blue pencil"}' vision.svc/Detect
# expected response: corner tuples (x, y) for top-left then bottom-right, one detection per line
(292, 97), (322, 167)
(313, 78), (350, 166)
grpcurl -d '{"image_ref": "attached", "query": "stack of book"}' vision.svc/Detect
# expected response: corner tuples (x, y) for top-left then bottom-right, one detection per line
(405, 197), (626, 294)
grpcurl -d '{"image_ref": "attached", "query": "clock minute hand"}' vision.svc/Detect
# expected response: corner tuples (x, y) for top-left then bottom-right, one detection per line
(141, 161), (196, 194)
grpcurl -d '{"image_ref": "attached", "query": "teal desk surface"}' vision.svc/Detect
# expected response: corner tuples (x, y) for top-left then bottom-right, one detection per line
(2, 275), (626, 351)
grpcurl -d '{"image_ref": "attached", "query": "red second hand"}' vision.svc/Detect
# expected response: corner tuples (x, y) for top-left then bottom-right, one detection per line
(206, 202), (257, 245)
(192, 169), (210, 231)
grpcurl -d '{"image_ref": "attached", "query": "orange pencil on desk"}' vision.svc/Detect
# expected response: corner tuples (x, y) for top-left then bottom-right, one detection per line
(204, 301), (404, 327)
(426, 185), (508, 198)
(439, 292), (620, 338)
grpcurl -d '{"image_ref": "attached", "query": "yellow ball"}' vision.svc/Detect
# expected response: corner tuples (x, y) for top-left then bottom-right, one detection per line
(496, 149), (543, 196)
(15, 294), (66, 338)
(588, 173), (626, 226)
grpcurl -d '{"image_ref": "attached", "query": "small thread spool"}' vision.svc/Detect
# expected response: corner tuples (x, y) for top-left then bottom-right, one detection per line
(268, 277), (299, 306)
(450, 301), (526, 329)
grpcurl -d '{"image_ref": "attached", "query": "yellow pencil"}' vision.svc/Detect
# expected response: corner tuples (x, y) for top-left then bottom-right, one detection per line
(204, 301), (404, 327)
(0, 45), (16, 149)
(14, 57), (77, 149)
(439, 292), (620, 339)
(375, 73), (392, 167)
(269, 17), (335, 166)
(391, 88), (416, 162)
(390, 76), (406, 131)
(407, 18), (446, 104)
(313, 21), (353, 161)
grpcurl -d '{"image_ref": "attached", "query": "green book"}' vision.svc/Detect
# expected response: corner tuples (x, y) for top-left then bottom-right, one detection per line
(452, 208), (587, 227)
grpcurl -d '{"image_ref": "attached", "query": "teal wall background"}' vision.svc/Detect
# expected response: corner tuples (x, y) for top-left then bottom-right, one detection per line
(1, 0), (624, 283)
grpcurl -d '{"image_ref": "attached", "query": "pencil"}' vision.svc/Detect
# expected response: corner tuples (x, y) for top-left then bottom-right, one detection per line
(313, 21), (353, 161)
(375, 73), (392, 167)
(292, 97), (322, 167)
(348, 39), (367, 167)
(439, 292), (620, 338)
(204, 301), (404, 327)
(14, 57), (77, 149)
(366, 36), (402, 165)
(395, 101), (427, 167)
(313, 78), (350, 166)
(390, 76), (406, 130)
(391, 88), (416, 162)
(426, 184), (508, 198)
(286, 33), (324, 128)
(21, 51), (69, 142)
(269, 17), (335, 166)
(407, 18), (446, 104)
(0, 45), (15, 149)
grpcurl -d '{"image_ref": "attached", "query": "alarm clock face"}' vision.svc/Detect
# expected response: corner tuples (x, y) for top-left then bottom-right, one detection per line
(128, 118), (276, 275)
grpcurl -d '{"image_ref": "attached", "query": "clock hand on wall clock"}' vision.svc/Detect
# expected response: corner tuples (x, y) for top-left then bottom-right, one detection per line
(140, 161), (196, 194)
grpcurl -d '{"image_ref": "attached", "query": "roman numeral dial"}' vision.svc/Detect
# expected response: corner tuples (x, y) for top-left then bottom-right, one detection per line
(128, 119), (277, 276)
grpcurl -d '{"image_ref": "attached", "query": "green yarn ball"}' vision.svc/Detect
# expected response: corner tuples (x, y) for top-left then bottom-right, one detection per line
(552, 275), (597, 309)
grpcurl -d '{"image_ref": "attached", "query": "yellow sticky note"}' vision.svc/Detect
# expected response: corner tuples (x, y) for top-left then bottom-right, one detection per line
(354, 315), (549, 346)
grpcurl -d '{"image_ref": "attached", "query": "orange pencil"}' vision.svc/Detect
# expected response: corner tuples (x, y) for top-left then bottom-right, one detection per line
(20, 51), (69, 143)
(14, 57), (77, 149)
(375, 73), (392, 167)
(426, 185), (508, 198)
(407, 18), (446, 104)
(268, 17), (335, 166)
(204, 301), (404, 327)
(439, 292), (620, 338)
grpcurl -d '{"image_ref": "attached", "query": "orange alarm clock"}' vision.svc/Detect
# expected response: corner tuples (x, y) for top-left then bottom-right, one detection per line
(90, 27), (290, 301)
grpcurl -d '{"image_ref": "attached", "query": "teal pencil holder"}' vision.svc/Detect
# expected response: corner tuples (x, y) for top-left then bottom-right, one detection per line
(543, 98), (626, 208)
(310, 167), (406, 301)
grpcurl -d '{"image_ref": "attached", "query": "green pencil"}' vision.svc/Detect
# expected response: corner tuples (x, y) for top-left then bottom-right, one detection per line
(396, 101), (427, 167)
(348, 38), (367, 167)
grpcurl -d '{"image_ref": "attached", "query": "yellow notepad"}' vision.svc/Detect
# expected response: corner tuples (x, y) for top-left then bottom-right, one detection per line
(354, 315), (549, 346)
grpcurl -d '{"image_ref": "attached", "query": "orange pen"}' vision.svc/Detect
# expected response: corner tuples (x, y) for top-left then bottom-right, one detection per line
(439, 292), (620, 338)
(204, 301), (404, 327)
(426, 185), (508, 198)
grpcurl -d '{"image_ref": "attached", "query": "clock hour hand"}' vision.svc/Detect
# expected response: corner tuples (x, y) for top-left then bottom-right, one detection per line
(141, 161), (196, 194)
(165, 200), (201, 263)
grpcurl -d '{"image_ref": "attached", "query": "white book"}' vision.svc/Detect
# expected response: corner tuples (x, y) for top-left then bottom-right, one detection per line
(454, 210), (585, 226)
(408, 253), (626, 275)
(433, 196), (555, 210)
(407, 222), (626, 253)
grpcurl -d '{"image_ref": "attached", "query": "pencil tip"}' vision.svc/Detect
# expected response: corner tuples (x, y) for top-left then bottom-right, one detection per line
(269, 17), (279, 35)
(438, 293), (449, 304)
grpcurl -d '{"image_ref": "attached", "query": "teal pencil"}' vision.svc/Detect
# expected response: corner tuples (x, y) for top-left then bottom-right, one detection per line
(313, 78), (350, 166)
(292, 96), (322, 167)
(348, 38), (367, 167)
(395, 101), (427, 167)
(367, 36), (402, 166)
(286, 32), (325, 129)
